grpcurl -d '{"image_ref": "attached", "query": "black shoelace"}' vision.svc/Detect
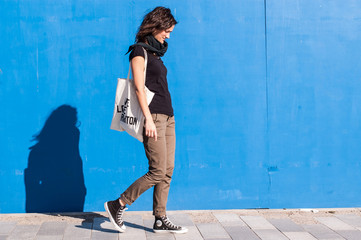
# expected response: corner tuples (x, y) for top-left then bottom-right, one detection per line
(162, 216), (180, 229)
(116, 207), (127, 224)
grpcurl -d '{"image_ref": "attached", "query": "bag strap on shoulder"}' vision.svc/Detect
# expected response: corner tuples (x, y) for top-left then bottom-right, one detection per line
(127, 47), (148, 84)
(142, 47), (148, 84)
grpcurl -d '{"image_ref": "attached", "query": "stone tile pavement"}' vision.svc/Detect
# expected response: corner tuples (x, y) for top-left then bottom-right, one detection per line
(1, 208), (361, 239)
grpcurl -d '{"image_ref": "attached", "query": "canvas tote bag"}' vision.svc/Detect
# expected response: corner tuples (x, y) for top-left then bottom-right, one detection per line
(110, 47), (154, 142)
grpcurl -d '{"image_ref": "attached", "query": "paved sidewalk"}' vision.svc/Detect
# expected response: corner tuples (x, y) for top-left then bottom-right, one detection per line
(1, 208), (361, 239)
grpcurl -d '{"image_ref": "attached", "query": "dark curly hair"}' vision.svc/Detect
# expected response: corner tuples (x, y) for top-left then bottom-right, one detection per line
(136, 7), (178, 43)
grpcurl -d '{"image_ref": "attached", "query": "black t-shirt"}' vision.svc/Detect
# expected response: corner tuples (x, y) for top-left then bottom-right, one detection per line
(129, 45), (174, 116)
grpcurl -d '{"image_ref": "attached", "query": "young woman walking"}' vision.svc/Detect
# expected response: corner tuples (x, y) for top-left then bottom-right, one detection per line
(104, 7), (188, 234)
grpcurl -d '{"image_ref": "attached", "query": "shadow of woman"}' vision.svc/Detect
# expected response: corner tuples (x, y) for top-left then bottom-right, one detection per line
(24, 105), (87, 213)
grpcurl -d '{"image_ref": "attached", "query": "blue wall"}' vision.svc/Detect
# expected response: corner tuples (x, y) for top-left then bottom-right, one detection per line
(266, 0), (361, 207)
(1, 0), (360, 213)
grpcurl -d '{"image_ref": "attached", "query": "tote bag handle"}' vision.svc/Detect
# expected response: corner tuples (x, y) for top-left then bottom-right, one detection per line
(126, 47), (148, 84)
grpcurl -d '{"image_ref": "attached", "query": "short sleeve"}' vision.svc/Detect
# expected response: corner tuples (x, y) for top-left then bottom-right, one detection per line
(129, 45), (145, 61)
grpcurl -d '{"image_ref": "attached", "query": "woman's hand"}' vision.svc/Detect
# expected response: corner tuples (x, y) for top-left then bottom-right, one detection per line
(145, 117), (157, 141)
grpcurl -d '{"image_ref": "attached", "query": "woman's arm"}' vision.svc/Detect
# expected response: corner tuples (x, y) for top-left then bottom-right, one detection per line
(131, 56), (157, 141)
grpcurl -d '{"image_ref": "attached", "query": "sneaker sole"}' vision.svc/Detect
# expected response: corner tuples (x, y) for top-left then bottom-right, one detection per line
(104, 202), (126, 233)
(153, 228), (188, 234)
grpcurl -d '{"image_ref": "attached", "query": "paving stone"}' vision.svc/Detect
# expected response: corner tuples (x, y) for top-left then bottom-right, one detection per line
(240, 216), (276, 230)
(196, 223), (231, 239)
(8, 224), (40, 239)
(223, 225), (261, 240)
(92, 231), (118, 240)
(124, 214), (144, 226)
(212, 213), (247, 227)
(143, 218), (175, 240)
(206, 239), (232, 240)
(145, 235), (176, 240)
(316, 217), (355, 231)
(336, 230), (361, 240)
(302, 224), (345, 240)
(63, 222), (92, 239)
(268, 218), (304, 232)
(0, 222), (17, 234)
(335, 214), (361, 228)
(91, 217), (119, 240)
(35, 236), (63, 240)
(174, 226), (204, 240)
(92, 217), (118, 232)
(283, 232), (318, 240)
(37, 221), (67, 236)
(168, 213), (195, 227)
(253, 229), (288, 240)
(119, 215), (146, 240)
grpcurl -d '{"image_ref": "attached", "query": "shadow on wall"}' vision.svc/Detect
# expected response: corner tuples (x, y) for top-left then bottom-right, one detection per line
(24, 105), (87, 213)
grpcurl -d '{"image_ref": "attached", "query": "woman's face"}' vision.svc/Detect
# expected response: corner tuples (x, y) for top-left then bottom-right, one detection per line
(153, 25), (175, 44)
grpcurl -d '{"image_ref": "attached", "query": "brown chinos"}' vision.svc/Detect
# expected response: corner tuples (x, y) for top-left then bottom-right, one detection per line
(120, 113), (175, 217)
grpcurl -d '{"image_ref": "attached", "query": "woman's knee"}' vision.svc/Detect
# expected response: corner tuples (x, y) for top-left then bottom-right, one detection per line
(145, 169), (166, 183)
(166, 166), (174, 178)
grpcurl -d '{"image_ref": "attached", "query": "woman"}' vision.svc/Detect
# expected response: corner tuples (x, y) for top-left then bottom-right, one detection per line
(105, 7), (187, 234)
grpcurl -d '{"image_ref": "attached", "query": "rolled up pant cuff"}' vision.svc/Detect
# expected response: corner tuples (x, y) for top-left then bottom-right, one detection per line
(120, 194), (132, 206)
